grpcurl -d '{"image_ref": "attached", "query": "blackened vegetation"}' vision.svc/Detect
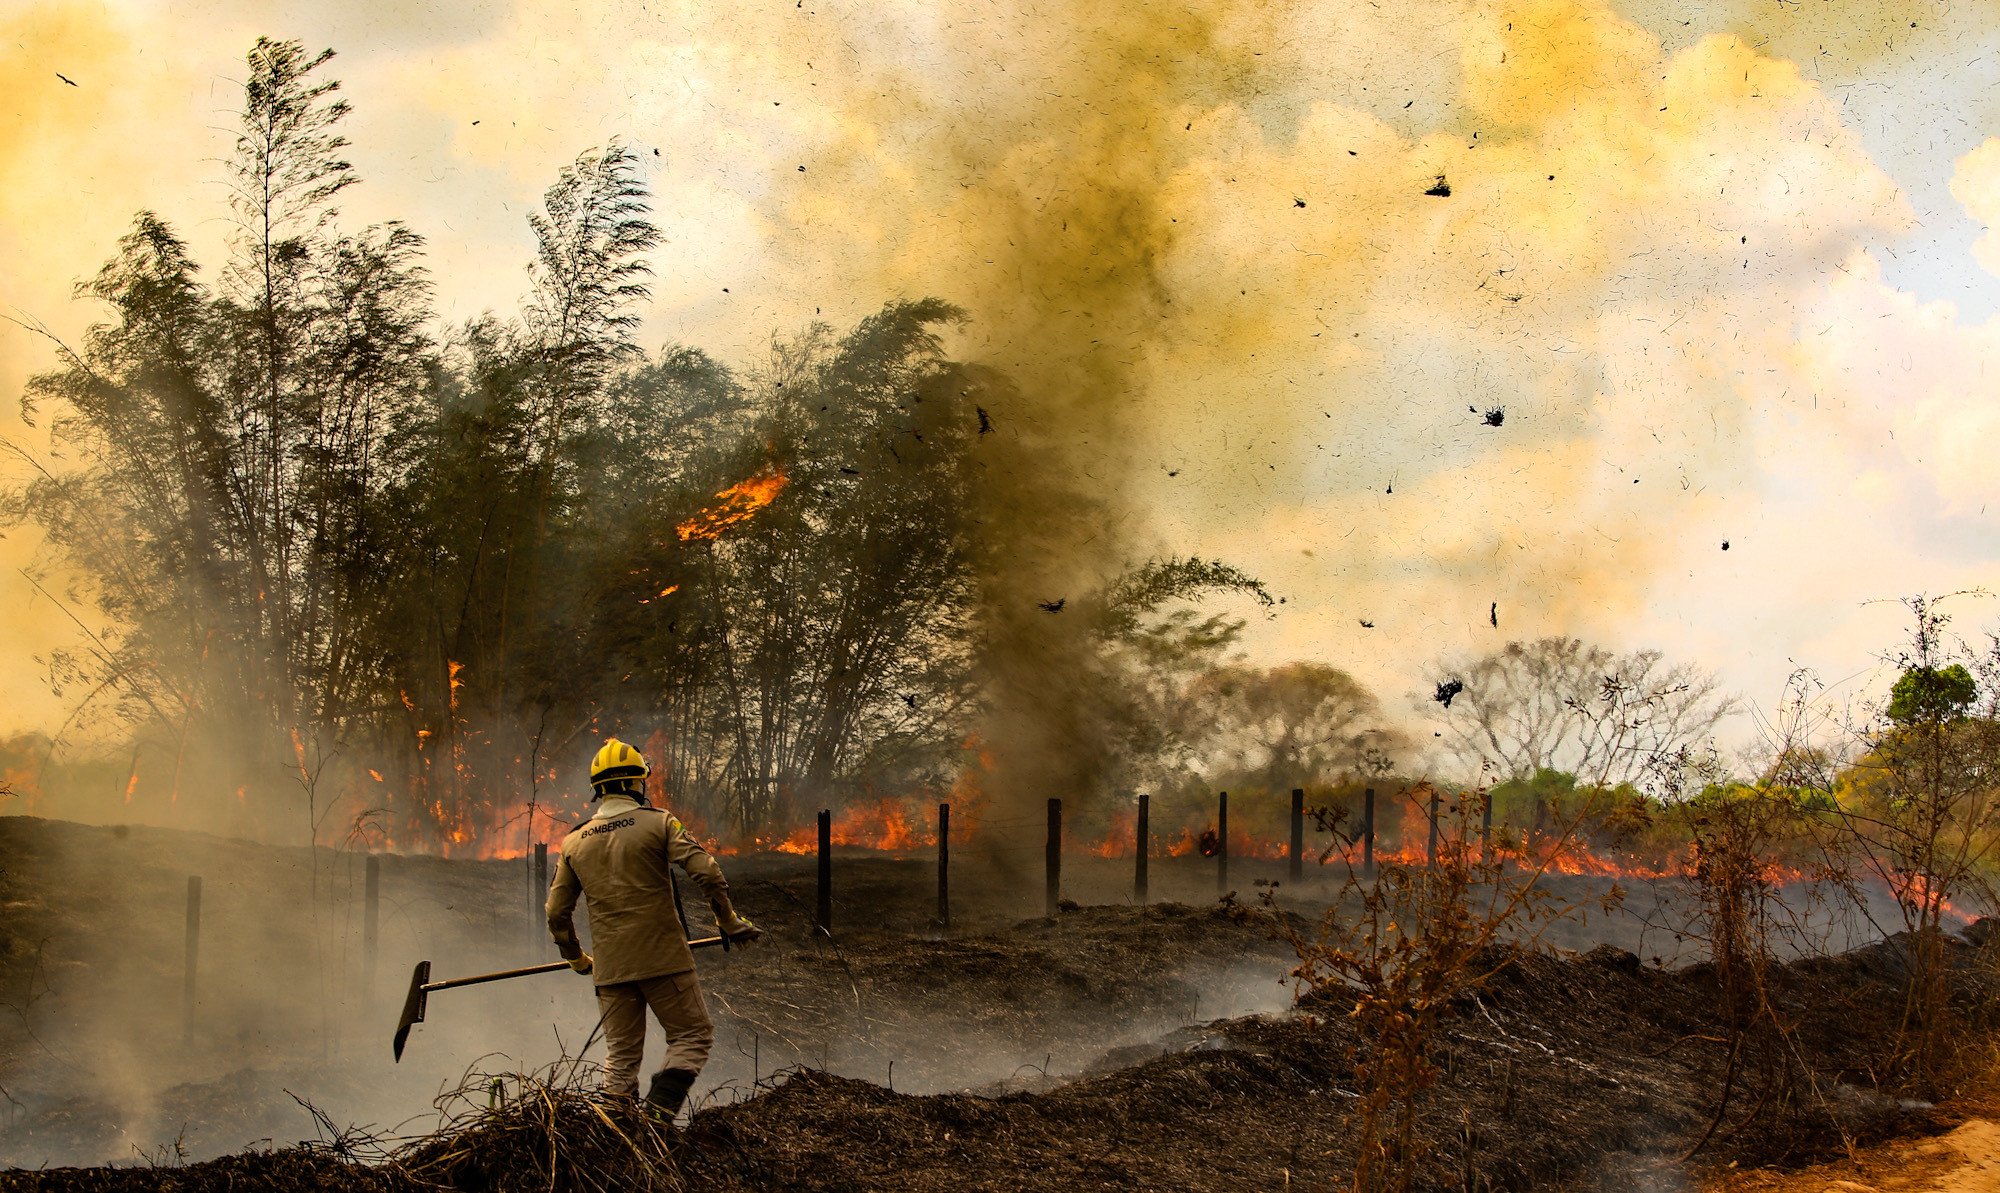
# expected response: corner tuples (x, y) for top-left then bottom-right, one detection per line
(19, 929), (1988, 1192)
(1425, 174), (1452, 197)
(1482, 407), (1504, 427)
(1433, 678), (1464, 708)
(678, 940), (1979, 1191)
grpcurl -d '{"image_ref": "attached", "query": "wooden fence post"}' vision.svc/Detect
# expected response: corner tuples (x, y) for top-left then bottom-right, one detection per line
(1289, 788), (1305, 882)
(182, 875), (201, 1046)
(1363, 787), (1376, 879)
(1135, 793), (1150, 905)
(816, 810), (832, 936)
(1046, 798), (1063, 917)
(937, 802), (950, 931)
(1217, 791), (1229, 894)
(532, 843), (548, 954)
(1428, 789), (1441, 869)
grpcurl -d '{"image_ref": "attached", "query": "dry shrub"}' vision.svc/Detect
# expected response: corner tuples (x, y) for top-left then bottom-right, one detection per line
(1271, 674), (1745, 1190)
(1773, 598), (2000, 1097)
(1839, 605), (2000, 1094)
(1274, 784), (1618, 1193)
(1670, 777), (1841, 1158)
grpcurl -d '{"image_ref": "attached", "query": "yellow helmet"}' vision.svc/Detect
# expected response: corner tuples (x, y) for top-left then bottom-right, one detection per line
(589, 737), (649, 796)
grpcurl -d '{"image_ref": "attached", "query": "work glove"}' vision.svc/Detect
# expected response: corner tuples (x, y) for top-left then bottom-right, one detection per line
(567, 952), (594, 975)
(714, 903), (763, 946)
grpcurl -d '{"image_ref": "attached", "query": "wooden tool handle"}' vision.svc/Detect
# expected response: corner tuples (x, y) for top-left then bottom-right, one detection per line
(421, 936), (726, 993)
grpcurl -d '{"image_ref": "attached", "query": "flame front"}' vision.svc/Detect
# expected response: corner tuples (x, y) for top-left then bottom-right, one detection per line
(1898, 872), (1974, 926)
(676, 466), (789, 542)
(768, 799), (934, 854)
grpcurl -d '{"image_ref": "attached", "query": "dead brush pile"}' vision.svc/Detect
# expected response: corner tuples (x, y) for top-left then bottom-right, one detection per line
(5, 1067), (689, 1193)
(391, 1068), (684, 1193)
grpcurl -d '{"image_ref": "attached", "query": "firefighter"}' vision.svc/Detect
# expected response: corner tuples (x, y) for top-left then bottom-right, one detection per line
(547, 737), (761, 1115)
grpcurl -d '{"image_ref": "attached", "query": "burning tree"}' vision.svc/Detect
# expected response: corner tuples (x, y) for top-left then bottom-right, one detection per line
(636, 301), (990, 834)
(4, 36), (1279, 855)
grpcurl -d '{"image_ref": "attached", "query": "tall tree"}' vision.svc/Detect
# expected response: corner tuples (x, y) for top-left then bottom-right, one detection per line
(221, 38), (357, 731)
(1191, 661), (1400, 792)
(499, 141), (658, 702)
(8, 40), (432, 830)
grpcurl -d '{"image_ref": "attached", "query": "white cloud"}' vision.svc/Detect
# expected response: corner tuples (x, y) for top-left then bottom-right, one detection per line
(1951, 138), (2000, 280)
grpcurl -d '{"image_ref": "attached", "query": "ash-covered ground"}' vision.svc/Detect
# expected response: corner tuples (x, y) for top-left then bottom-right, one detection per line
(0, 814), (1960, 1188)
(0, 814), (1314, 1169)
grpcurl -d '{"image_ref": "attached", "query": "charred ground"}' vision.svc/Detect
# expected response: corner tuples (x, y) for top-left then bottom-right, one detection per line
(0, 815), (1990, 1191)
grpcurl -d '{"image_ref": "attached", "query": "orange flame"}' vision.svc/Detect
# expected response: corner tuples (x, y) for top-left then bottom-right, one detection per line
(1088, 807), (1138, 858)
(1081, 792), (1719, 880)
(763, 799), (934, 855)
(676, 466), (788, 542)
(1900, 872), (1974, 926)
(1140, 825), (1294, 860)
(289, 726), (310, 785)
(1, 760), (43, 816)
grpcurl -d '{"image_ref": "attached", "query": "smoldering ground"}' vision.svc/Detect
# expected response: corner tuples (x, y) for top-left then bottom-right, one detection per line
(0, 813), (1942, 1171)
(0, 816), (1311, 1168)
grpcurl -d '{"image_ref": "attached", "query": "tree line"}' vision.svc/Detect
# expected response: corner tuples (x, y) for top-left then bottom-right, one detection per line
(0, 40), (1282, 849)
(4, 39), (1748, 853)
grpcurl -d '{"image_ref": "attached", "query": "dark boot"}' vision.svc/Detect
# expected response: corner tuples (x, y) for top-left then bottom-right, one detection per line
(644, 1067), (697, 1117)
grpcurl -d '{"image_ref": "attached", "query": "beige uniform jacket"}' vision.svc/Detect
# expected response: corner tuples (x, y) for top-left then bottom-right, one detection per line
(546, 796), (730, 986)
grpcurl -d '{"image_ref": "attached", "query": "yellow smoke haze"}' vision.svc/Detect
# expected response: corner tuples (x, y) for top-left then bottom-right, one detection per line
(0, 4), (217, 736)
(1, 0), (1996, 754)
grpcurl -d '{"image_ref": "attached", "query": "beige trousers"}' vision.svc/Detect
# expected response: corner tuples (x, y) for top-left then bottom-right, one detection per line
(595, 969), (714, 1098)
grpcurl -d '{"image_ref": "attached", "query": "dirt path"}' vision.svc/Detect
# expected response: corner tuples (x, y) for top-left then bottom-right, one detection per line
(1716, 1119), (2000, 1193)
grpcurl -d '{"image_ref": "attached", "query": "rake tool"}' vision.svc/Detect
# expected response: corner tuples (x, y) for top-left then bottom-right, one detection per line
(394, 932), (728, 1061)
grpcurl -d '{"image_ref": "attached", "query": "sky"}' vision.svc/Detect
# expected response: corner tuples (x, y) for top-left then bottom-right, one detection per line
(2, 0), (1998, 759)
